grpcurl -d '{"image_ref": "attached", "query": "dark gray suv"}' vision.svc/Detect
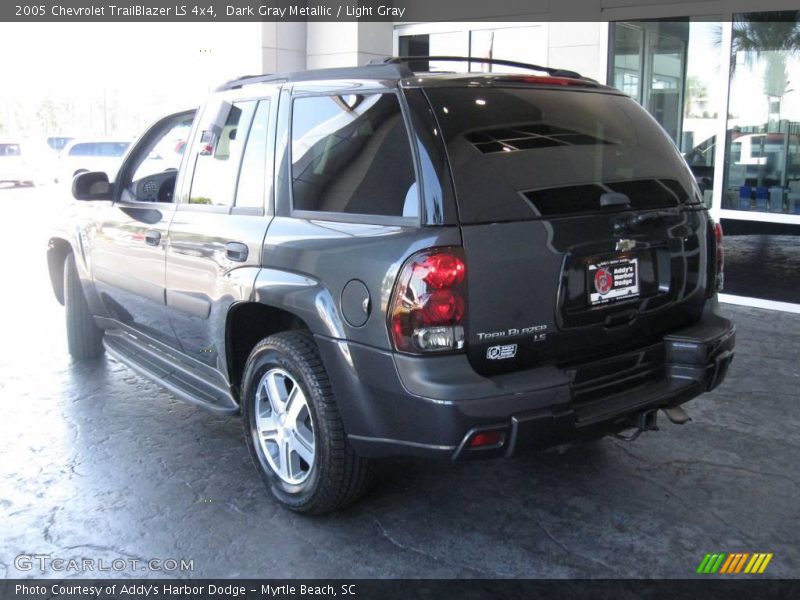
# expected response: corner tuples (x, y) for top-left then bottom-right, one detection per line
(47, 57), (735, 513)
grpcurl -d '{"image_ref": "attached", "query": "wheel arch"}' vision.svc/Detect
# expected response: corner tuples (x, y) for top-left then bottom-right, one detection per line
(47, 237), (74, 305)
(225, 302), (311, 398)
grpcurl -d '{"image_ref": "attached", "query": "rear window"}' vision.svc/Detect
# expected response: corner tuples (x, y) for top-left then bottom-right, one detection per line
(425, 87), (699, 223)
(68, 142), (129, 157)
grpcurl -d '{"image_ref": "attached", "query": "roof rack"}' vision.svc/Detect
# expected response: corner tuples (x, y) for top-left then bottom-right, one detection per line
(215, 57), (586, 92)
(369, 56), (584, 80)
(216, 63), (414, 92)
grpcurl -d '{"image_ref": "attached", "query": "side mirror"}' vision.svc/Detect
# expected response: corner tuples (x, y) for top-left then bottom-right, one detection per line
(72, 171), (112, 201)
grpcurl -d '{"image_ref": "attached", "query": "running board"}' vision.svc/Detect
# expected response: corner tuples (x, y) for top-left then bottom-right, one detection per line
(104, 329), (239, 415)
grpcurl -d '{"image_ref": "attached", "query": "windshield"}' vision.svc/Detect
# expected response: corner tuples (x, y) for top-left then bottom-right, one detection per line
(424, 87), (699, 223)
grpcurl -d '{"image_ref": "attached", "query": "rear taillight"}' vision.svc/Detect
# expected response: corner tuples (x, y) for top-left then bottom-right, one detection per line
(388, 247), (467, 354)
(714, 221), (724, 291)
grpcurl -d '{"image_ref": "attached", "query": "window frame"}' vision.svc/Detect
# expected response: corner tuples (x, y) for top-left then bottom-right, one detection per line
(287, 88), (422, 227)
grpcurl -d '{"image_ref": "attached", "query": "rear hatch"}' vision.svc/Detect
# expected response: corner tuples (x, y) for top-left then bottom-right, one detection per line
(422, 84), (711, 376)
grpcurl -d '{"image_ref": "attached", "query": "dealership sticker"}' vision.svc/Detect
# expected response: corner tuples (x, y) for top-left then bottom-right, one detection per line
(588, 257), (639, 305)
(486, 344), (517, 360)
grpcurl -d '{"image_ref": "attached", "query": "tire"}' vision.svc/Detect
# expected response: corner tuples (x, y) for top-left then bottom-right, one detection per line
(242, 331), (372, 514)
(64, 253), (105, 360)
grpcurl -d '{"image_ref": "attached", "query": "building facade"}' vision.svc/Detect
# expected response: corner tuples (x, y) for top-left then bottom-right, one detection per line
(259, 1), (800, 312)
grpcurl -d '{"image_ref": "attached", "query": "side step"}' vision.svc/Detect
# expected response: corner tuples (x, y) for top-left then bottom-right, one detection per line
(104, 329), (239, 415)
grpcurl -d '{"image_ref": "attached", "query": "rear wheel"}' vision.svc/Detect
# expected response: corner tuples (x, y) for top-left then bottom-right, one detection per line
(242, 331), (372, 514)
(64, 254), (105, 359)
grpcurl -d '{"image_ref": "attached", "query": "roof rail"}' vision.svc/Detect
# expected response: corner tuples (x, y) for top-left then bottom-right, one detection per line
(216, 62), (415, 92)
(369, 56), (584, 79)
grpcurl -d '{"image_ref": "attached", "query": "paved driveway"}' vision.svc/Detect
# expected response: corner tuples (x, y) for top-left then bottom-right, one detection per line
(1, 184), (798, 578)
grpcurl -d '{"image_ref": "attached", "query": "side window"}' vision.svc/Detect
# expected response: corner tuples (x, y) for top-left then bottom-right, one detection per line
(188, 101), (256, 206)
(290, 93), (418, 218)
(235, 100), (271, 209)
(131, 115), (194, 182)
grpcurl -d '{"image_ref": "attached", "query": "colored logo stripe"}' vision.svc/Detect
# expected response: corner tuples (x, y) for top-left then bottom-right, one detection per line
(697, 552), (773, 574)
(697, 553), (726, 573)
(745, 553), (774, 574)
(719, 553), (749, 573)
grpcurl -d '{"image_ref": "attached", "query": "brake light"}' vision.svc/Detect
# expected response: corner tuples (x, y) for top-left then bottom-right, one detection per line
(506, 75), (594, 87)
(714, 221), (724, 291)
(389, 248), (467, 353)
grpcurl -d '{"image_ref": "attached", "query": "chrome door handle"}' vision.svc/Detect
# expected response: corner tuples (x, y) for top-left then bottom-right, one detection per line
(225, 242), (248, 262)
(144, 230), (161, 246)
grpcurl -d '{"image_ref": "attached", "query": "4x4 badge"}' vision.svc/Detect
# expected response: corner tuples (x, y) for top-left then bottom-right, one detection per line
(616, 238), (636, 252)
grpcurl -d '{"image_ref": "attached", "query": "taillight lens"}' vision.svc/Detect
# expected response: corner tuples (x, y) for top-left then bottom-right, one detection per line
(714, 221), (724, 291)
(389, 248), (467, 353)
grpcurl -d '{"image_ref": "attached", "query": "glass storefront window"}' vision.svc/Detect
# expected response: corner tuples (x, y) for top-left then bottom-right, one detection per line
(723, 12), (800, 216)
(469, 26), (547, 73)
(646, 32), (685, 144)
(611, 20), (722, 208)
(398, 32), (465, 72)
(613, 24), (643, 99)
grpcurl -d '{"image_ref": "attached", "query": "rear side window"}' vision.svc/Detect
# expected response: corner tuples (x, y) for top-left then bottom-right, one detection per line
(425, 87), (699, 223)
(189, 101), (256, 206)
(290, 93), (418, 218)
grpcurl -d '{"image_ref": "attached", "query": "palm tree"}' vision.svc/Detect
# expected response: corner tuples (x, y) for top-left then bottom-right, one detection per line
(730, 12), (800, 117)
(715, 12), (800, 190)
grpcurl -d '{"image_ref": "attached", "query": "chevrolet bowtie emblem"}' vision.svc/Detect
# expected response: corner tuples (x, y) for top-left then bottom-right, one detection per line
(616, 239), (636, 252)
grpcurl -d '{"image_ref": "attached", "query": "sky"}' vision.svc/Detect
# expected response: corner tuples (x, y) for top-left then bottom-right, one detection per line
(0, 22), (262, 137)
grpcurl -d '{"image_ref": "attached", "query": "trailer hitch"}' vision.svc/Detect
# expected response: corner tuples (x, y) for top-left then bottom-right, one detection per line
(615, 409), (659, 442)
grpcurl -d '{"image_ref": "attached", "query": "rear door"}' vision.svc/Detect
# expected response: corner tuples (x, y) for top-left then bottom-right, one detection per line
(165, 94), (276, 370)
(423, 85), (711, 375)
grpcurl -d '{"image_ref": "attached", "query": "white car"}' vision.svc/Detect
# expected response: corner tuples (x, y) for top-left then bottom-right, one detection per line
(0, 139), (49, 186)
(56, 139), (132, 185)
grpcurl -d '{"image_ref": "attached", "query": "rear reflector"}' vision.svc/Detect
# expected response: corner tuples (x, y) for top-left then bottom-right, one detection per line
(469, 430), (504, 448)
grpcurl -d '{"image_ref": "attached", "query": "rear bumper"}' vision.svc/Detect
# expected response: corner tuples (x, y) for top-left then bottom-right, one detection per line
(316, 301), (734, 460)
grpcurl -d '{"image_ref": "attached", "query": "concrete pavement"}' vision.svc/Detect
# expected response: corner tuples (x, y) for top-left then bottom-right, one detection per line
(1, 184), (798, 578)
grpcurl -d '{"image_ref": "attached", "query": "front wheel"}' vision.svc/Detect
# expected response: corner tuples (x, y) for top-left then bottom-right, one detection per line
(241, 331), (372, 514)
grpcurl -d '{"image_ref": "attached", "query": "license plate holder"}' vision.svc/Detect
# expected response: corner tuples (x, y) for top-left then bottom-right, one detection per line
(587, 257), (639, 306)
